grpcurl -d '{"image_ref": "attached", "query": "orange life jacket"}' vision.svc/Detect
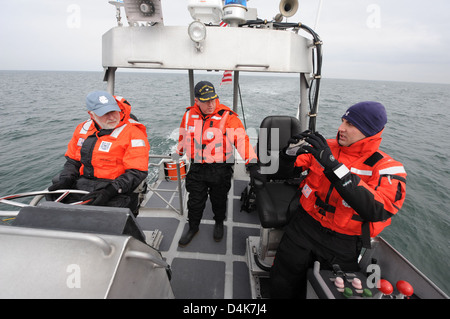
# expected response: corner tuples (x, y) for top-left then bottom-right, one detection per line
(65, 96), (150, 180)
(295, 130), (407, 238)
(177, 99), (257, 165)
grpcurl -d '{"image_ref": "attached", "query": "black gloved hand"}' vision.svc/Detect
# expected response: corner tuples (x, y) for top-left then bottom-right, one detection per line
(287, 130), (311, 146)
(303, 132), (340, 171)
(82, 184), (118, 206)
(48, 178), (75, 191)
(246, 163), (267, 187)
(284, 130), (311, 157)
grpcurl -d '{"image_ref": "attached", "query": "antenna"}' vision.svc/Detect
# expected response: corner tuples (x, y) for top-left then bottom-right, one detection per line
(314, 0), (323, 30)
(108, 1), (124, 26)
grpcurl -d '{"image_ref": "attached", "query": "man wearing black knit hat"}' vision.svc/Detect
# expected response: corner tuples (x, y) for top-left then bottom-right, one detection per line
(270, 101), (407, 299)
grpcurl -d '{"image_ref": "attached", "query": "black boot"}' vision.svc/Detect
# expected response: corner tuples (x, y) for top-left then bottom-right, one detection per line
(178, 225), (199, 247)
(213, 222), (224, 242)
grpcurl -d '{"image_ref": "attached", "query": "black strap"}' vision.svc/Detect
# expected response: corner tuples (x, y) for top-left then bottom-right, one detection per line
(315, 195), (336, 214)
(361, 222), (372, 248)
(361, 151), (384, 248)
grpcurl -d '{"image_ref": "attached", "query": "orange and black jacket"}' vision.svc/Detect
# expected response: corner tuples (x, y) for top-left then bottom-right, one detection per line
(288, 130), (406, 241)
(60, 97), (150, 194)
(177, 99), (257, 165)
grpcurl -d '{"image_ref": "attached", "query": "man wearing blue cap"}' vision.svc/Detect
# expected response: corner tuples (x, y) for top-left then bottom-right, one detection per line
(270, 101), (407, 298)
(48, 91), (150, 215)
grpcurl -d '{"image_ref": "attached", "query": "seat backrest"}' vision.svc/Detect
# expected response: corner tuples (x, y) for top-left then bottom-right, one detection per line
(257, 116), (302, 174)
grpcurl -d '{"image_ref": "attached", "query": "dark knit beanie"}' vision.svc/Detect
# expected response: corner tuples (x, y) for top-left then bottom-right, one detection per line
(342, 101), (387, 137)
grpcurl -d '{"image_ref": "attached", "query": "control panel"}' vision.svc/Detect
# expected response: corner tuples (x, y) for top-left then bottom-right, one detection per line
(306, 261), (414, 299)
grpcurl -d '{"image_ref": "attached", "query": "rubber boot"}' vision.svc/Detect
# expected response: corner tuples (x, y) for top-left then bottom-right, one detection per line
(213, 222), (224, 242)
(178, 225), (199, 247)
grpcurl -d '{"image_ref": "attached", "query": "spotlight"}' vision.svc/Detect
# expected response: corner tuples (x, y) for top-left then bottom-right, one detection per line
(188, 21), (207, 51)
(188, 21), (207, 43)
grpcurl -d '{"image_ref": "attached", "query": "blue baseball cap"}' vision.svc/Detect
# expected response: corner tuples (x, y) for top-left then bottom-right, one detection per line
(86, 91), (121, 116)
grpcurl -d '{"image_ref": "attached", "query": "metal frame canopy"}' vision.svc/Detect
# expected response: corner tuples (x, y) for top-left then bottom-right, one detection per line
(102, 25), (313, 73)
(101, 5), (320, 131)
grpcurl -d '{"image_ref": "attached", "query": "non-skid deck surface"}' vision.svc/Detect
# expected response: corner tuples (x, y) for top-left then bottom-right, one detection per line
(137, 179), (260, 299)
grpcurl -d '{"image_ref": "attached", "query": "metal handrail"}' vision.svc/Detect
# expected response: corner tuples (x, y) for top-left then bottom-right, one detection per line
(0, 190), (90, 217)
(148, 154), (186, 215)
(0, 225), (113, 256)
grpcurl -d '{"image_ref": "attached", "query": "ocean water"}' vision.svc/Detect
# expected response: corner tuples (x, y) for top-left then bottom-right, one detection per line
(0, 70), (449, 296)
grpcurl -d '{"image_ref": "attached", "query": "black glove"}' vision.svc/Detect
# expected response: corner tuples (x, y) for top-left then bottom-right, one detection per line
(82, 184), (118, 206)
(286, 130), (311, 146)
(284, 130), (311, 157)
(48, 178), (75, 191)
(246, 163), (266, 187)
(303, 132), (340, 171)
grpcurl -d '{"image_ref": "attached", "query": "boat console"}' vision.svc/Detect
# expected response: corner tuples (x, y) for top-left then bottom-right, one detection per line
(306, 261), (414, 299)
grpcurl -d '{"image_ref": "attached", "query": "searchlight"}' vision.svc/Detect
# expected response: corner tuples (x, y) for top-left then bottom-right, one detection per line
(188, 20), (207, 52)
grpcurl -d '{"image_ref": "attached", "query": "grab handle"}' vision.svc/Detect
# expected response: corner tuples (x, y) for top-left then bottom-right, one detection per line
(0, 226), (113, 256)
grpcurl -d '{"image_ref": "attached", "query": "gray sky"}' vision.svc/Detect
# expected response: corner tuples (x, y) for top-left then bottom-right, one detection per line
(1, 0), (449, 84)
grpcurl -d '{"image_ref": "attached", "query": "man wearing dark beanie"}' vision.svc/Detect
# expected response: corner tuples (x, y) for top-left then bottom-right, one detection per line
(270, 101), (407, 299)
(342, 101), (387, 138)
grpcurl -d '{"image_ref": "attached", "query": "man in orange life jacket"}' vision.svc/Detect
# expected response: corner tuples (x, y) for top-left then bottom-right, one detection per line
(48, 91), (150, 215)
(269, 101), (407, 298)
(176, 81), (261, 246)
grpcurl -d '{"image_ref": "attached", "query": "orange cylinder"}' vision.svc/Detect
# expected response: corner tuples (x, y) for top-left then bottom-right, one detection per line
(164, 161), (186, 181)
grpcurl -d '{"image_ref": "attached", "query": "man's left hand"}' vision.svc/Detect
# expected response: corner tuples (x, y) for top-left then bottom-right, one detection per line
(303, 132), (340, 171)
(82, 184), (117, 206)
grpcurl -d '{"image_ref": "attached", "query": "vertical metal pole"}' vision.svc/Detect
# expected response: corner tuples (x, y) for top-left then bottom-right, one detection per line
(175, 159), (184, 216)
(104, 67), (117, 94)
(189, 69), (195, 106)
(298, 73), (310, 132)
(232, 71), (239, 112)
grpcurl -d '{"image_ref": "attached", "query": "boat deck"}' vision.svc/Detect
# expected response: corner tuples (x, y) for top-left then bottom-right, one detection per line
(137, 177), (263, 299)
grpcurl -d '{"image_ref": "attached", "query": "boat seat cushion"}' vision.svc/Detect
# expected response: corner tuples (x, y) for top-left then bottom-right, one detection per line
(255, 182), (299, 228)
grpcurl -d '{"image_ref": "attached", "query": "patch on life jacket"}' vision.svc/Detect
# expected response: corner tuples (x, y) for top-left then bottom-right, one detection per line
(98, 141), (112, 152)
(302, 183), (312, 198)
(77, 138), (85, 147)
(206, 131), (214, 139)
